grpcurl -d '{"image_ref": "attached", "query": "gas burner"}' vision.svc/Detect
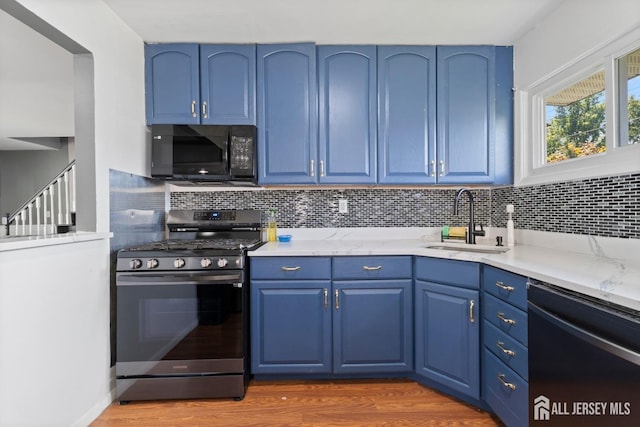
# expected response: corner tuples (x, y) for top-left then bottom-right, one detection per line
(127, 238), (262, 252)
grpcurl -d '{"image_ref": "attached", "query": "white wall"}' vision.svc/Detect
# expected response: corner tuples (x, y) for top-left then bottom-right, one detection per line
(0, 9), (74, 143)
(514, 0), (640, 89)
(16, 0), (148, 233)
(0, 237), (111, 427)
(0, 1), (146, 426)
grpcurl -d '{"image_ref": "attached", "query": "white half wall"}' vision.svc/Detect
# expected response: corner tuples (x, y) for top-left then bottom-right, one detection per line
(0, 237), (112, 427)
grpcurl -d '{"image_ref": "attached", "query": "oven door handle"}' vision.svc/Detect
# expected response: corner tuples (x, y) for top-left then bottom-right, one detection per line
(117, 272), (243, 286)
(528, 301), (640, 367)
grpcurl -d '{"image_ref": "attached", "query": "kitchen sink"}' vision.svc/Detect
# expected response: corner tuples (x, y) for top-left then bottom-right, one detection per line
(423, 243), (510, 254)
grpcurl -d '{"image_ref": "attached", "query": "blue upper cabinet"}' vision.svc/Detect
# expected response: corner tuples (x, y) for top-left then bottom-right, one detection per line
(436, 46), (513, 185)
(200, 45), (256, 125)
(318, 46), (377, 184)
(378, 46), (437, 184)
(257, 43), (318, 184)
(145, 43), (200, 124)
(145, 43), (256, 125)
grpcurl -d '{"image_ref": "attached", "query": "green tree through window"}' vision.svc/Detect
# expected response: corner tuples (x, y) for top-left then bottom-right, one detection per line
(546, 92), (606, 163)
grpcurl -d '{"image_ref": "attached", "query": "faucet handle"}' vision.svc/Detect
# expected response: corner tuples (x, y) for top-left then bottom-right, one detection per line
(473, 224), (486, 237)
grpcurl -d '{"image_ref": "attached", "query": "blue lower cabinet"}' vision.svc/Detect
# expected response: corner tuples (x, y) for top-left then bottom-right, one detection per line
(333, 280), (413, 374)
(484, 350), (529, 427)
(251, 256), (413, 376)
(482, 265), (529, 426)
(414, 280), (480, 399)
(251, 280), (332, 374)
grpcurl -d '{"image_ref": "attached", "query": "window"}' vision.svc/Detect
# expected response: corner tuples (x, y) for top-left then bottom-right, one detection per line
(618, 47), (640, 146)
(545, 70), (606, 164)
(518, 33), (640, 187)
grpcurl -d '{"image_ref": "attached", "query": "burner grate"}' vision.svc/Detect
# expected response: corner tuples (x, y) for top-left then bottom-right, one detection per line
(127, 238), (261, 251)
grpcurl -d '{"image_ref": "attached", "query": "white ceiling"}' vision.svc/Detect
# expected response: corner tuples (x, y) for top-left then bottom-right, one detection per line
(102, 0), (562, 45)
(1, 0), (565, 151)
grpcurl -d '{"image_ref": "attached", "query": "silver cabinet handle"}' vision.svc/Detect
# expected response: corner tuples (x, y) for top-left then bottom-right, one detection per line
(323, 288), (329, 308)
(280, 266), (301, 272)
(363, 265), (382, 271)
(191, 100), (197, 117)
(496, 281), (515, 292)
(439, 160), (445, 176)
(335, 289), (340, 309)
(430, 160), (436, 177)
(497, 312), (516, 325)
(496, 341), (515, 357)
(469, 299), (475, 323)
(202, 101), (208, 118)
(320, 160), (325, 177)
(310, 159), (315, 177)
(497, 374), (516, 391)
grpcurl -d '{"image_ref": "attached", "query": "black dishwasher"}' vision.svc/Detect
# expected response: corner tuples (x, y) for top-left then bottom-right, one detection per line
(528, 280), (640, 426)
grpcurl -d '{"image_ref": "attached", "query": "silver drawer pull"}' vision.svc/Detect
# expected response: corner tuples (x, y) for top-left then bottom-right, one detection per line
(323, 288), (329, 308)
(497, 374), (516, 391)
(495, 281), (515, 292)
(497, 312), (516, 325)
(363, 265), (382, 271)
(281, 266), (301, 272)
(496, 341), (515, 357)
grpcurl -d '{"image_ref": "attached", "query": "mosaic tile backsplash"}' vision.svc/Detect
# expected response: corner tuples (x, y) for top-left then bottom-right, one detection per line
(171, 172), (640, 239)
(492, 173), (640, 239)
(172, 188), (492, 230)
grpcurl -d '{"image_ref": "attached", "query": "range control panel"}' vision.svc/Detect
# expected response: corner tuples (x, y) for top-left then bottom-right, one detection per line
(192, 211), (236, 221)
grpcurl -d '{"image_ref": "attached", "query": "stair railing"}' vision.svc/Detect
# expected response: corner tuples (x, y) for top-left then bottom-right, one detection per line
(5, 160), (76, 236)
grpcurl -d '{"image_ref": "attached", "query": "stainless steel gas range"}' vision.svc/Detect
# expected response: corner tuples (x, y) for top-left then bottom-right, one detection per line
(115, 209), (263, 403)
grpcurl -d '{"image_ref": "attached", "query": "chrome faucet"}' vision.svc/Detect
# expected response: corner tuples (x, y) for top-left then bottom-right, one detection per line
(453, 188), (484, 244)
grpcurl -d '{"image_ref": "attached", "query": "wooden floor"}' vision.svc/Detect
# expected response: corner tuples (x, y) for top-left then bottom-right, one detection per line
(91, 379), (503, 426)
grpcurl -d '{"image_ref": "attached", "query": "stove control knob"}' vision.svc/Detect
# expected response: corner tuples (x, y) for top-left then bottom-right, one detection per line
(129, 259), (142, 269)
(174, 258), (186, 268)
(147, 259), (159, 269)
(201, 258), (212, 268)
(217, 258), (229, 268)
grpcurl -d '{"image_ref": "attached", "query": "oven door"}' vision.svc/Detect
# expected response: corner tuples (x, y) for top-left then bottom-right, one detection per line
(116, 270), (246, 377)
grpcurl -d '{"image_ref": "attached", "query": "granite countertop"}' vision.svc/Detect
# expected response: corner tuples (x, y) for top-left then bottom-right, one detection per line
(250, 227), (640, 312)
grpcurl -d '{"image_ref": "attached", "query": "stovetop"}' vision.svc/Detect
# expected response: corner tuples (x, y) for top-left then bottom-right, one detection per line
(123, 238), (262, 252)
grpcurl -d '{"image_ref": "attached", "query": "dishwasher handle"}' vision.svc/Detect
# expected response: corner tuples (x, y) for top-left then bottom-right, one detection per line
(528, 301), (640, 367)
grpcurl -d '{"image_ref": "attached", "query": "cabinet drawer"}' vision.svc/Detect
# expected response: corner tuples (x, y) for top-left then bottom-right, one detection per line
(414, 257), (480, 289)
(251, 257), (331, 280)
(484, 350), (528, 427)
(483, 265), (528, 310)
(484, 321), (528, 380)
(484, 293), (528, 346)
(333, 256), (412, 280)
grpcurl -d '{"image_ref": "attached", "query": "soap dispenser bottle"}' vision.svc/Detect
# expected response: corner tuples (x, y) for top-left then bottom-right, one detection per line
(506, 204), (515, 247)
(267, 208), (278, 242)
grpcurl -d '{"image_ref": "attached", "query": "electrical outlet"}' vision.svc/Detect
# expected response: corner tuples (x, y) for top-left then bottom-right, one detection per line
(338, 199), (348, 213)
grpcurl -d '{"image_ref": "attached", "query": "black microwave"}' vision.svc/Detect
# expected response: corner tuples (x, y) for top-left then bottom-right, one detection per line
(151, 124), (257, 184)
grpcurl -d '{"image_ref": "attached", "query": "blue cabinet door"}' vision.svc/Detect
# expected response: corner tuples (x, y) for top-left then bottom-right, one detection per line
(257, 43), (318, 184)
(415, 279), (480, 399)
(318, 46), (377, 184)
(200, 44), (256, 125)
(436, 45), (513, 184)
(378, 46), (437, 184)
(333, 280), (413, 374)
(145, 43), (200, 124)
(251, 280), (332, 374)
